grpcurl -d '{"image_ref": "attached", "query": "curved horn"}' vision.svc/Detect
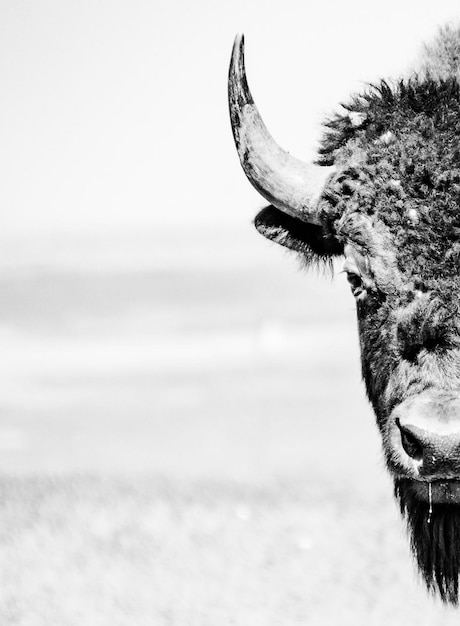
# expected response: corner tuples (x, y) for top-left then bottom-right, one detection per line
(228, 34), (334, 225)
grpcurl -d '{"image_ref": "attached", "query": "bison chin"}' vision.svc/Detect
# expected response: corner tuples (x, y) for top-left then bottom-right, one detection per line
(395, 478), (460, 604)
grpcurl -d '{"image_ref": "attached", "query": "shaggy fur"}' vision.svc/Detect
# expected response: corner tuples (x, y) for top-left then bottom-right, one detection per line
(319, 78), (460, 288)
(395, 478), (460, 604)
(312, 31), (460, 424)
(419, 24), (460, 82)
(396, 296), (457, 362)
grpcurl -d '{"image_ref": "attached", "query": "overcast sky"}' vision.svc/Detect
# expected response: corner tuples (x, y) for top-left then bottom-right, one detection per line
(1, 0), (460, 240)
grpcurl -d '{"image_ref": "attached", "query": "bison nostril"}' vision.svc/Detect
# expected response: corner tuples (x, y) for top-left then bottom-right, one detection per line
(398, 422), (424, 461)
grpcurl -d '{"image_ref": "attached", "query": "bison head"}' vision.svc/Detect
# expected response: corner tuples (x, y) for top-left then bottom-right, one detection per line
(229, 30), (460, 603)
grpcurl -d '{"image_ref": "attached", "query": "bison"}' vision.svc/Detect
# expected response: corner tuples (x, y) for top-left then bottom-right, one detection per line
(228, 26), (460, 604)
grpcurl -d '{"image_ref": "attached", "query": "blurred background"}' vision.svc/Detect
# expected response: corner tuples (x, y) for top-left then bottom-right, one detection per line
(2, 0), (460, 624)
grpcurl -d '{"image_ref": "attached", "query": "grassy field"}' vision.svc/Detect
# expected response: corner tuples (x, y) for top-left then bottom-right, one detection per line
(1, 475), (460, 625)
(0, 242), (459, 623)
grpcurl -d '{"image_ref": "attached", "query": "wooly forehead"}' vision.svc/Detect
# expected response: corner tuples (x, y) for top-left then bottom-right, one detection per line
(322, 79), (460, 303)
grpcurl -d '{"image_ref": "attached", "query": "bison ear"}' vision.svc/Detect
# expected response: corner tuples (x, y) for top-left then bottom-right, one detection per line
(254, 205), (343, 263)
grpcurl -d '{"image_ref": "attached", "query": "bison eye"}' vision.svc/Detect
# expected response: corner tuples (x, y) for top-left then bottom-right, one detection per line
(346, 271), (366, 299)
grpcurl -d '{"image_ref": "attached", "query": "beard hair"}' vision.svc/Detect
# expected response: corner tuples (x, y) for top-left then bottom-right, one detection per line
(395, 478), (460, 604)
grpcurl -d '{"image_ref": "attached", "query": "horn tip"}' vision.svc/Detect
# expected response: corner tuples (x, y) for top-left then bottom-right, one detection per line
(229, 32), (250, 94)
(232, 33), (245, 62)
(229, 32), (252, 114)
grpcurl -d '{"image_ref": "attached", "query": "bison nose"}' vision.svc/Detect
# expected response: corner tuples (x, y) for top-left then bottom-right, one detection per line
(392, 393), (460, 476)
(397, 420), (425, 461)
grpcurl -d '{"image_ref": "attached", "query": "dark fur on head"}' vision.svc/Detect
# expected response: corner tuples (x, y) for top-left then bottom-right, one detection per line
(395, 479), (460, 604)
(396, 296), (457, 362)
